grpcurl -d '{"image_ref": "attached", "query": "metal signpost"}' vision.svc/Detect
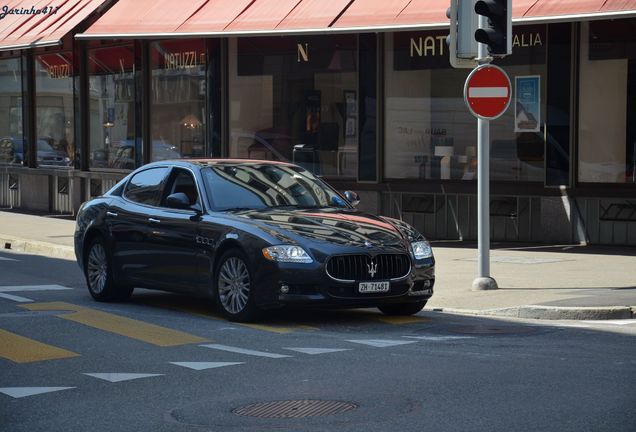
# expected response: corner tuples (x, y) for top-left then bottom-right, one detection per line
(447, 0), (512, 290)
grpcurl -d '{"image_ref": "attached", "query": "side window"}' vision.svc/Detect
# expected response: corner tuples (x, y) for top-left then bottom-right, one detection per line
(163, 168), (199, 207)
(124, 167), (170, 206)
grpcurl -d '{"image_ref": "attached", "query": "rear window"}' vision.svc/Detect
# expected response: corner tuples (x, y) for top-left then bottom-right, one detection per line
(124, 167), (170, 206)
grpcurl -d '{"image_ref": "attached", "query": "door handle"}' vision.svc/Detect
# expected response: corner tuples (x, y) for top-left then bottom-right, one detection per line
(106, 211), (118, 217)
(148, 218), (161, 224)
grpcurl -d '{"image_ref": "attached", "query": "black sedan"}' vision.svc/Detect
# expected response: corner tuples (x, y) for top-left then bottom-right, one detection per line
(74, 159), (435, 322)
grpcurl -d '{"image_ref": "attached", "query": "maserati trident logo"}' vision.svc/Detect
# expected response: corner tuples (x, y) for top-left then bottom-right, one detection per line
(367, 260), (378, 278)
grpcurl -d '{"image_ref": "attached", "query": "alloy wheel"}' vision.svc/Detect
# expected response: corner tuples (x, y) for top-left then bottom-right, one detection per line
(87, 242), (108, 294)
(218, 257), (251, 314)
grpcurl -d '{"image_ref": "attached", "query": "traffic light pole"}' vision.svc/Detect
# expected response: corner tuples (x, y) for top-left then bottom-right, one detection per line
(472, 14), (498, 291)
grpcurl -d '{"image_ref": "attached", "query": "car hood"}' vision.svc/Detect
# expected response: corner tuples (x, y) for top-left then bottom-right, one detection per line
(230, 207), (413, 249)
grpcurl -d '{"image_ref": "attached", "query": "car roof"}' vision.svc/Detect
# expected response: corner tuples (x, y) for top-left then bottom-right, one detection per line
(143, 158), (295, 169)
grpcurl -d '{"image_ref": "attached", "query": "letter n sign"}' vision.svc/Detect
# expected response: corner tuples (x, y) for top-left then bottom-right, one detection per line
(297, 43), (309, 62)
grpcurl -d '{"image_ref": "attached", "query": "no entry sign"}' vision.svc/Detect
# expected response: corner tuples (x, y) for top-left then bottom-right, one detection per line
(464, 64), (511, 120)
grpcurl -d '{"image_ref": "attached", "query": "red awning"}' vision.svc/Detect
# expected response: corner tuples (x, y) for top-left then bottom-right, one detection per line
(0, 0), (108, 51)
(85, 0), (207, 35)
(75, 0), (636, 40)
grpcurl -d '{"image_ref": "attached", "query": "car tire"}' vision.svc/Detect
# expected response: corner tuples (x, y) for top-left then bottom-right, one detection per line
(377, 301), (427, 316)
(214, 249), (261, 322)
(84, 237), (133, 302)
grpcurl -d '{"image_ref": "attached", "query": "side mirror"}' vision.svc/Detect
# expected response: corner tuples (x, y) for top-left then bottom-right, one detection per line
(343, 190), (360, 207)
(166, 192), (191, 210)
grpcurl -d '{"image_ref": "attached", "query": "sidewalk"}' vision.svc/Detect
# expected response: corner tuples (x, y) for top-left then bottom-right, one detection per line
(1, 210), (634, 320)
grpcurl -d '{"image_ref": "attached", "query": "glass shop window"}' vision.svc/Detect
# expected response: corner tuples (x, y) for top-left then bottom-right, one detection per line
(228, 35), (358, 178)
(384, 26), (547, 182)
(150, 39), (207, 161)
(0, 58), (24, 166)
(35, 52), (75, 168)
(88, 44), (136, 170)
(579, 19), (636, 184)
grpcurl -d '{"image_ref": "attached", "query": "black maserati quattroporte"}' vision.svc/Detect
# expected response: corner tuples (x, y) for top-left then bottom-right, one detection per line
(74, 159), (435, 322)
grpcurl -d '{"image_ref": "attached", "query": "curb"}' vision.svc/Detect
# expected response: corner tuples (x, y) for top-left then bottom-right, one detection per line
(0, 235), (76, 261)
(434, 305), (634, 321)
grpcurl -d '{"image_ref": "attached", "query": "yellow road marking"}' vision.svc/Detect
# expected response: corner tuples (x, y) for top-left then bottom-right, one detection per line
(0, 329), (78, 363)
(20, 302), (208, 347)
(133, 296), (319, 334)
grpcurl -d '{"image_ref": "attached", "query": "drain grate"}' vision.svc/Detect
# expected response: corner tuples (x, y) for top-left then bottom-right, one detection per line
(450, 325), (538, 335)
(232, 400), (358, 418)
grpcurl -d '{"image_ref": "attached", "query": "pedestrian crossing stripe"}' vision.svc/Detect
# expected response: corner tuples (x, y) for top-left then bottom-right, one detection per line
(170, 362), (244, 370)
(346, 339), (417, 348)
(284, 348), (351, 355)
(83, 373), (163, 383)
(0, 329), (79, 363)
(200, 344), (291, 358)
(20, 302), (208, 347)
(0, 387), (75, 398)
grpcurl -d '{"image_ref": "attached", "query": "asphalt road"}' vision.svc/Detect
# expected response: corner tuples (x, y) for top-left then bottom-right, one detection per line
(1, 250), (635, 432)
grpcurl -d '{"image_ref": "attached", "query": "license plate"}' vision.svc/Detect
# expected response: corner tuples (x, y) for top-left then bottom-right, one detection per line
(358, 281), (390, 293)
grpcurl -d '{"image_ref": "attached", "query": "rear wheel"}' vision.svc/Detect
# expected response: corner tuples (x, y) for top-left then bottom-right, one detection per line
(214, 249), (260, 322)
(85, 237), (133, 302)
(377, 301), (427, 316)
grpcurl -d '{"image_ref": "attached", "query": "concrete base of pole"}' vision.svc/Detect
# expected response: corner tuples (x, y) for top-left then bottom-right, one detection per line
(472, 277), (499, 291)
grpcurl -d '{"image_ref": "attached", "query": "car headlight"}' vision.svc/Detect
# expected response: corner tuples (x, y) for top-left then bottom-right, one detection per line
(411, 240), (433, 260)
(262, 245), (313, 263)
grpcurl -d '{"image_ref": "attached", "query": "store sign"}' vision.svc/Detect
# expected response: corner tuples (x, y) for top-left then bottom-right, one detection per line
(47, 63), (71, 79)
(394, 25), (546, 70)
(164, 51), (205, 70)
(297, 43), (309, 62)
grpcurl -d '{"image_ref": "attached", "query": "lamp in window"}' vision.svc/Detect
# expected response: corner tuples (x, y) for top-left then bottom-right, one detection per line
(103, 107), (115, 128)
(180, 114), (202, 129)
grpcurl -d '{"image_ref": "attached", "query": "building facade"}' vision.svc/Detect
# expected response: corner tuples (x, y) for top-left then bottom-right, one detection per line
(1, 0), (635, 245)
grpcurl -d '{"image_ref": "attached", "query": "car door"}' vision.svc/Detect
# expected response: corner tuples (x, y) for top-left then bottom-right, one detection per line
(107, 166), (171, 284)
(141, 167), (202, 291)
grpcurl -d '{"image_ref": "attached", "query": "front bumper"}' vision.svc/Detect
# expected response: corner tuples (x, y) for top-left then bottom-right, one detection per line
(252, 258), (435, 309)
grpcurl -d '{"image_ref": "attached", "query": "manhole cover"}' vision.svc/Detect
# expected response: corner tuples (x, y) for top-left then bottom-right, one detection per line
(232, 400), (358, 418)
(450, 325), (538, 335)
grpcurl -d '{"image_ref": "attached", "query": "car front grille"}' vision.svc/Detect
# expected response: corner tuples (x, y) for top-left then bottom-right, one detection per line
(326, 254), (411, 282)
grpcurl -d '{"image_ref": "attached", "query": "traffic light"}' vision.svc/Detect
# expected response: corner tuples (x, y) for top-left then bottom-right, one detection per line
(474, 0), (512, 56)
(446, 0), (478, 68)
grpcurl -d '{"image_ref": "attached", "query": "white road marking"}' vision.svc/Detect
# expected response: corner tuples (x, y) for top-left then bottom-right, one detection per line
(0, 285), (72, 293)
(83, 373), (163, 383)
(0, 256), (18, 261)
(404, 335), (474, 341)
(0, 293), (33, 302)
(346, 339), (417, 348)
(0, 387), (75, 398)
(170, 362), (244, 370)
(200, 344), (291, 358)
(284, 348), (352, 355)
(468, 87), (508, 98)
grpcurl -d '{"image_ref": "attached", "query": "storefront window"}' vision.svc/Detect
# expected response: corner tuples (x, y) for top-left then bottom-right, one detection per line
(150, 39), (206, 161)
(0, 58), (23, 165)
(88, 44), (136, 170)
(384, 26), (547, 181)
(228, 35), (358, 178)
(579, 19), (636, 184)
(35, 52), (75, 168)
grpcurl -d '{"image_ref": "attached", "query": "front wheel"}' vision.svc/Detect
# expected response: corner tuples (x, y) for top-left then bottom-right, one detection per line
(214, 249), (260, 322)
(377, 301), (427, 316)
(85, 237), (133, 302)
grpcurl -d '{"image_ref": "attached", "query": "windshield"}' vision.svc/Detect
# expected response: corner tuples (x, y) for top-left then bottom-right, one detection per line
(201, 163), (350, 211)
